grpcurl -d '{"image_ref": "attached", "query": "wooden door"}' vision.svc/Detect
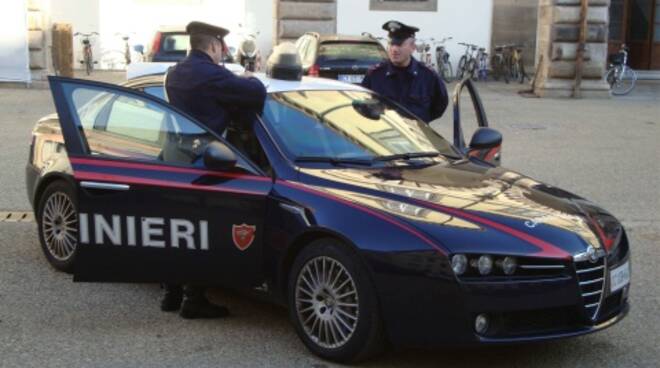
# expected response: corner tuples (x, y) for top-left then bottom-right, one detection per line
(627, 0), (655, 69)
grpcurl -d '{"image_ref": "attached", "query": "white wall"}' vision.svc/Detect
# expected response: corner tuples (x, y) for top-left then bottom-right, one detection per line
(0, 0), (31, 82)
(337, 0), (493, 70)
(48, 0), (251, 70)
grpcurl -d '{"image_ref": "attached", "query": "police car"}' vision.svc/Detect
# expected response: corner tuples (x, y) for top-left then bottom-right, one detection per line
(26, 45), (630, 363)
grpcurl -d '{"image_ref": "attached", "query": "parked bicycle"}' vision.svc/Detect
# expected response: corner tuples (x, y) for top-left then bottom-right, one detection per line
(490, 44), (510, 83)
(434, 37), (453, 82)
(475, 47), (489, 81)
(74, 32), (99, 75)
(605, 43), (637, 96)
(415, 38), (435, 68)
(456, 42), (479, 80)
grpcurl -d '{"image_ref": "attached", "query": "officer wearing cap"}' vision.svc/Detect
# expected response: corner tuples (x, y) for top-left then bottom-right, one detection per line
(162, 21), (267, 319)
(166, 21), (267, 135)
(361, 21), (448, 124)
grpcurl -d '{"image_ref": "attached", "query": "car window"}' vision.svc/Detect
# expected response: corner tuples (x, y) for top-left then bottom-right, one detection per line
(161, 33), (189, 52)
(261, 90), (457, 161)
(67, 85), (216, 166)
(317, 42), (388, 62)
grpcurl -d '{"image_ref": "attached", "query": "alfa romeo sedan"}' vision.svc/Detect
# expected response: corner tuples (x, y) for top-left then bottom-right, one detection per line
(26, 47), (630, 363)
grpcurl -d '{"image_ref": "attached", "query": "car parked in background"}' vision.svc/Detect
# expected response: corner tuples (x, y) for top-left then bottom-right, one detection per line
(147, 25), (234, 63)
(294, 32), (388, 84)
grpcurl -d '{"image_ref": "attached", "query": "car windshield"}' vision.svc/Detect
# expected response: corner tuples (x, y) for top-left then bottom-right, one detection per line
(261, 90), (459, 165)
(317, 42), (387, 63)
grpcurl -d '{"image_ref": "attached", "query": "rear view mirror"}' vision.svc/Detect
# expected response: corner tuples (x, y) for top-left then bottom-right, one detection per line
(133, 44), (145, 54)
(468, 127), (502, 166)
(204, 141), (237, 170)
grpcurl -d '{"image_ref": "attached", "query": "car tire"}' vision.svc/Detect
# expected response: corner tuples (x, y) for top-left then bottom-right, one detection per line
(288, 238), (385, 363)
(36, 181), (79, 273)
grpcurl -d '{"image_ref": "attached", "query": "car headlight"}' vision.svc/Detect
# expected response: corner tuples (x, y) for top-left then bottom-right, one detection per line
(477, 255), (493, 275)
(451, 254), (468, 275)
(501, 256), (517, 275)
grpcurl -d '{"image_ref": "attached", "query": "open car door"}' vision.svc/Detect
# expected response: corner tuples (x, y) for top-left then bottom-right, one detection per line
(47, 76), (272, 287)
(452, 78), (502, 166)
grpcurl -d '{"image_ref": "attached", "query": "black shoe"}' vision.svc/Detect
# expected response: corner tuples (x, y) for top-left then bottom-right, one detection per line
(161, 290), (183, 312)
(180, 299), (230, 319)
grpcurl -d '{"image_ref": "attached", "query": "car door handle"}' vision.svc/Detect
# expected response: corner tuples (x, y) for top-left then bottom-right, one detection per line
(80, 181), (130, 191)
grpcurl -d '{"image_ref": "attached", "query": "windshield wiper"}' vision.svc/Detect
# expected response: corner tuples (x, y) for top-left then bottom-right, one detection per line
(374, 152), (440, 162)
(295, 156), (373, 166)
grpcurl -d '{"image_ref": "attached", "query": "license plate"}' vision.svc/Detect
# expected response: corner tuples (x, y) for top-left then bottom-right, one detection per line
(338, 74), (364, 84)
(610, 261), (630, 293)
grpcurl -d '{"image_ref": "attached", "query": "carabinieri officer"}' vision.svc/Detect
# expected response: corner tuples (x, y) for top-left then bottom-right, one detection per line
(166, 21), (267, 135)
(361, 20), (448, 124)
(163, 21), (267, 319)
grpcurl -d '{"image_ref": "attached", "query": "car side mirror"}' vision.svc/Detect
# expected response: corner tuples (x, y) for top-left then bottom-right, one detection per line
(204, 141), (237, 170)
(133, 44), (144, 54)
(468, 127), (502, 166)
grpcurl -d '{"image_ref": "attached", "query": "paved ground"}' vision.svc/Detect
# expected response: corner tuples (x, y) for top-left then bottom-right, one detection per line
(0, 72), (659, 367)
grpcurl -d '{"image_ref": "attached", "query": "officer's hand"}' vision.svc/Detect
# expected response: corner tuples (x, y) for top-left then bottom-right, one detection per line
(241, 71), (255, 78)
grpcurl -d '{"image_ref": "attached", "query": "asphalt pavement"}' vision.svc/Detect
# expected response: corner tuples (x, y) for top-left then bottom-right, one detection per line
(0, 73), (659, 367)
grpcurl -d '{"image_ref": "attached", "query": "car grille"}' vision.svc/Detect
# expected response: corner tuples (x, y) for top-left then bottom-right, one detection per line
(575, 256), (606, 321)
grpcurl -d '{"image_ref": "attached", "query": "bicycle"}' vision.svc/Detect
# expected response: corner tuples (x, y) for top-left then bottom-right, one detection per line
(74, 32), (99, 75)
(456, 42), (479, 80)
(415, 38), (435, 68)
(490, 44), (510, 83)
(605, 43), (637, 96)
(475, 47), (488, 81)
(434, 37), (453, 82)
(116, 33), (132, 66)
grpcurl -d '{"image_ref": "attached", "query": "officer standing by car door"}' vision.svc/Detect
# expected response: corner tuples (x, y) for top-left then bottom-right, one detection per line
(361, 21), (448, 124)
(162, 21), (267, 319)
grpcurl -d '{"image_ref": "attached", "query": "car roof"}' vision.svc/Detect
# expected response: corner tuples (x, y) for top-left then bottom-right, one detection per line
(157, 25), (186, 33)
(319, 35), (380, 43)
(124, 72), (368, 94)
(125, 63), (368, 94)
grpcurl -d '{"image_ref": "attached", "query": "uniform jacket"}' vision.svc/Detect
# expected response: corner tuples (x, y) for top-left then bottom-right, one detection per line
(361, 57), (448, 123)
(165, 50), (267, 134)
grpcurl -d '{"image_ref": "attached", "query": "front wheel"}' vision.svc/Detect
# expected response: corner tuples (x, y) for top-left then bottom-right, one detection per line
(608, 66), (637, 96)
(288, 239), (385, 363)
(457, 56), (467, 79)
(442, 61), (454, 83)
(36, 181), (79, 273)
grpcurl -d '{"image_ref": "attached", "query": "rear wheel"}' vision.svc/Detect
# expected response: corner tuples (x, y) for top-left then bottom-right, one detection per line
(37, 181), (78, 273)
(288, 239), (385, 363)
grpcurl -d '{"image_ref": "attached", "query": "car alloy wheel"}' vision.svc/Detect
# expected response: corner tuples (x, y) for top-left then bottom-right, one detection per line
(295, 256), (359, 349)
(37, 181), (79, 272)
(42, 191), (78, 262)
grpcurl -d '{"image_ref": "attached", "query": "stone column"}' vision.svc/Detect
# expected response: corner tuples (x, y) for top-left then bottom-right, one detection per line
(534, 0), (610, 98)
(275, 0), (337, 44)
(27, 0), (50, 83)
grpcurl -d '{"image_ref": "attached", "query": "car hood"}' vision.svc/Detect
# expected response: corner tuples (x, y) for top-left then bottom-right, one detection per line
(297, 160), (621, 259)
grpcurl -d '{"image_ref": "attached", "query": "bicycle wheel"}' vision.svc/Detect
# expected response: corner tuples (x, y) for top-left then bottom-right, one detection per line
(85, 53), (92, 75)
(457, 56), (467, 79)
(466, 59), (477, 80)
(443, 61), (454, 83)
(610, 67), (637, 96)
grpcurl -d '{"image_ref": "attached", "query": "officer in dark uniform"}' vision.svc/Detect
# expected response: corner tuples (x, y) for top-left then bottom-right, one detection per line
(361, 20), (448, 124)
(166, 21), (267, 136)
(161, 21), (267, 319)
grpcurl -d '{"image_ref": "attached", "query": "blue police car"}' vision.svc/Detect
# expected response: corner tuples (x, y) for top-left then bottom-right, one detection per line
(26, 46), (630, 363)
